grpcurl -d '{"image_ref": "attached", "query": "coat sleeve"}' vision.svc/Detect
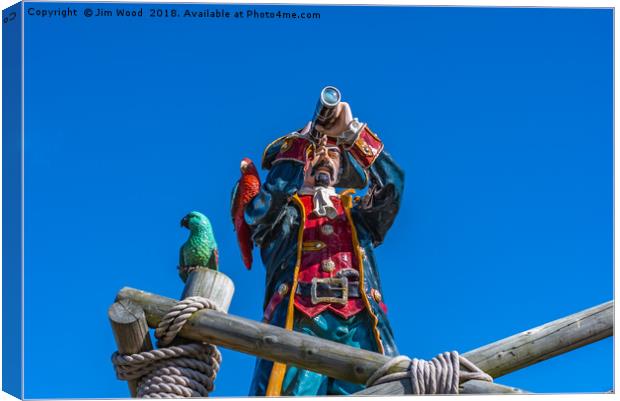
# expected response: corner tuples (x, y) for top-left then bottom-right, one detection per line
(353, 149), (405, 247)
(244, 161), (305, 247)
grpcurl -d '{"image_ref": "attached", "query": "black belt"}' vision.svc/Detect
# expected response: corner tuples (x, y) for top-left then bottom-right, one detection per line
(295, 277), (360, 305)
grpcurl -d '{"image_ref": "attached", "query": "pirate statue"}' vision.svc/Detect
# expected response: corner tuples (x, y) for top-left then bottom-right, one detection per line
(231, 87), (404, 396)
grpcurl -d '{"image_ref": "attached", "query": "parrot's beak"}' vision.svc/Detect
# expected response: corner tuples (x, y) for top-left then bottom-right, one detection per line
(180, 216), (189, 228)
(240, 160), (248, 172)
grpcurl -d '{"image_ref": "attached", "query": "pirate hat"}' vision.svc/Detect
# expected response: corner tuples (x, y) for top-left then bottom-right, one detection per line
(261, 123), (368, 189)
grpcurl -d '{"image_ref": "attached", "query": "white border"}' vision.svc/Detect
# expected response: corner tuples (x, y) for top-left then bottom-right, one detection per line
(0, 1), (615, 401)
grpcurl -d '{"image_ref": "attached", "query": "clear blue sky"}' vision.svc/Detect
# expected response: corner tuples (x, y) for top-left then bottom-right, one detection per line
(21, 3), (612, 398)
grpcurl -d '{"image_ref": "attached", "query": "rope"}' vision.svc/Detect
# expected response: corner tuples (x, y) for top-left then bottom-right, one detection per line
(112, 296), (222, 398)
(155, 297), (221, 348)
(366, 351), (492, 395)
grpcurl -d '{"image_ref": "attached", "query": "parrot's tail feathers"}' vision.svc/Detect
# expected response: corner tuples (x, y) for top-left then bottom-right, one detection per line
(208, 249), (219, 270)
(241, 244), (253, 270)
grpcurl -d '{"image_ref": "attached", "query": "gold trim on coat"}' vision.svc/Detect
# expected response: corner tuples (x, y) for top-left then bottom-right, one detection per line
(341, 192), (385, 354)
(264, 194), (306, 396)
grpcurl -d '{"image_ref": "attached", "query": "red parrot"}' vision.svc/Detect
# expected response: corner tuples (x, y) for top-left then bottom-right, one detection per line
(231, 158), (261, 269)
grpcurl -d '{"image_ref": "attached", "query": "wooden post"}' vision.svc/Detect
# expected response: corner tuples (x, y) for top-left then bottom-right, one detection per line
(116, 287), (612, 395)
(181, 268), (235, 312)
(108, 299), (154, 397)
(168, 268), (235, 349)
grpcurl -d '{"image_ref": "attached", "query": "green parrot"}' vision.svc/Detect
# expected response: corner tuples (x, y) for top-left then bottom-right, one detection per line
(179, 211), (219, 282)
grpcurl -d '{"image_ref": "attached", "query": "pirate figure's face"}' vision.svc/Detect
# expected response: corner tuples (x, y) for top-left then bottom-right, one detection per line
(304, 141), (342, 188)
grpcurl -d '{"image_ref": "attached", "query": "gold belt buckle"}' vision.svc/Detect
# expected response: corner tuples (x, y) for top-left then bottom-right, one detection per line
(310, 277), (349, 305)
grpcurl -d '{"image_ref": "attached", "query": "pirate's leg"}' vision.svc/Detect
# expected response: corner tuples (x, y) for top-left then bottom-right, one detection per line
(280, 313), (331, 395)
(248, 357), (273, 396)
(327, 311), (380, 395)
(281, 366), (328, 396)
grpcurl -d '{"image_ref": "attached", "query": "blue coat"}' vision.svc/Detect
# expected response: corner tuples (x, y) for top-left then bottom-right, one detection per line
(245, 139), (404, 395)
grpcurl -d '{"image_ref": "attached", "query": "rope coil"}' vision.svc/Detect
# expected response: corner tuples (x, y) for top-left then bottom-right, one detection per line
(366, 351), (493, 395)
(112, 296), (221, 398)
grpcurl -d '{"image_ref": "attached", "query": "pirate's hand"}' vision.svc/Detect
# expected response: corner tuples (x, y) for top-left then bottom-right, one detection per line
(312, 136), (329, 158)
(306, 136), (328, 172)
(315, 102), (365, 146)
(315, 102), (354, 138)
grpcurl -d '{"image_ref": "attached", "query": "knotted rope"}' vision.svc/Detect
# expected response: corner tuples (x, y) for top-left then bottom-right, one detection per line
(366, 351), (492, 395)
(112, 296), (222, 398)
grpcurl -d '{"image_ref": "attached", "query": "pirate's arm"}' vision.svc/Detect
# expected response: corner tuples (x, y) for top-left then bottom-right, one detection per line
(347, 126), (405, 247)
(316, 100), (404, 247)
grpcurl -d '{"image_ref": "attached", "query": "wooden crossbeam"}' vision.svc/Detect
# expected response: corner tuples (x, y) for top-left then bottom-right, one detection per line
(355, 301), (612, 395)
(116, 287), (612, 395)
(463, 300), (613, 378)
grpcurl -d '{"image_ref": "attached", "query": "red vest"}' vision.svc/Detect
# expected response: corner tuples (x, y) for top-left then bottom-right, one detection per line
(293, 194), (366, 319)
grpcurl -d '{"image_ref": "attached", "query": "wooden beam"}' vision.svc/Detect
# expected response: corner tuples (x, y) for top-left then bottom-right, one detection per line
(116, 288), (523, 395)
(116, 287), (403, 384)
(360, 301), (614, 395)
(108, 299), (154, 397)
(116, 287), (612, 394)
(356, 378), (528, 395)
(462, 300), (613, 378)
(461, 380), (529, 394)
